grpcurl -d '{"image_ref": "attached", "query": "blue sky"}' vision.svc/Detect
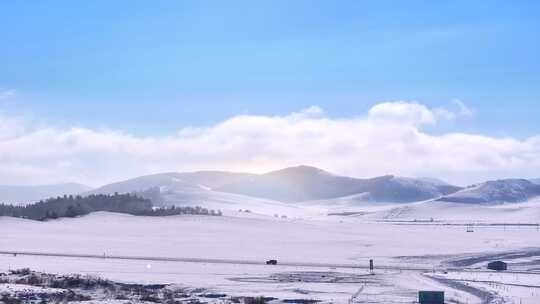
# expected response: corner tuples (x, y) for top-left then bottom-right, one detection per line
(1, 1), (539, 137)
(1, 1), (540, 185)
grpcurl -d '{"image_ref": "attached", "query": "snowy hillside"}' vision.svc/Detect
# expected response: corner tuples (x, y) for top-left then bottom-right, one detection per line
(437, 179), (540, 204)
(530, 178), (540, 184)
(363, 175), (461, 203)
(86, 171), (308, 216)
(82, 166), (463, 214)
(0, 183), (92, 205)
(160, 188), (312, 217)
(87, 171), (255, 195)
(31, 168), (540, 218)
(216, 166), (364, 202)
(364, 198), (540, 223)
(216, 166), (461, 203)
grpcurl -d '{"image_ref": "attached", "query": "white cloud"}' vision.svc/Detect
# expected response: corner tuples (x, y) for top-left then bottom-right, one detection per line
(0, 101), (538, 186)
(368, 101), (437, 125)
(367, 100), (472, 126)
(0, 114), (25, 140)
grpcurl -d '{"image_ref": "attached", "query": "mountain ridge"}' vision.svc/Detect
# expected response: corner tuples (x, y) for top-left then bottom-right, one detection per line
(5, 166), (538, 209)
(80, 165), (463, 205)
(214, 166), (462, 203)
(437, 179), (540, 204)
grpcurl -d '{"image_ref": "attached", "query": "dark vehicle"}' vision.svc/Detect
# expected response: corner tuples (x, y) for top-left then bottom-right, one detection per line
(487, 261), (507, 271)
(266, 259), (278, 265)
(418, 291), (444, 304)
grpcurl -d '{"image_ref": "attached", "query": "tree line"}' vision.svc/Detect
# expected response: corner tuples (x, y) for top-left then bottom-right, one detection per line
(0, 192), (222, 221)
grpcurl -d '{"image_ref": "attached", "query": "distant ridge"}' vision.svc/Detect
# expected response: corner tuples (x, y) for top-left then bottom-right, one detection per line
(10, 167), (539, 211)
(215, 165), (462, 203)
(84, 166), (462, 205)
(86, 171), (256, 195)
(438, 179), (540, 204)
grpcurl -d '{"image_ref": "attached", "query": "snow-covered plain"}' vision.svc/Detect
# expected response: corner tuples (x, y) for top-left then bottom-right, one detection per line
(3, 211), (540, 264)
(2, 208), (540, 303)
(3, 170), (540, 303)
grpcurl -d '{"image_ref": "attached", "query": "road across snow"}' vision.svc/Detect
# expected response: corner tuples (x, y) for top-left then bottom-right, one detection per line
(0, 250), (436, 271)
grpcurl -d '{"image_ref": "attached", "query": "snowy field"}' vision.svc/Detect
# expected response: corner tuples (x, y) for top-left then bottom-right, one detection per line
(2, 210), (540, 303)
(2, 211), (540, 264)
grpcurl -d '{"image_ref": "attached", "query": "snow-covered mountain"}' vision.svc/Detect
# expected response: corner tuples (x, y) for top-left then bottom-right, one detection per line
(215, 166), (362, 202)
(86, 171), (306, 216)
(57, 167), (540, 215)
(4, 168), (539, 217)
(349, 179), (540, 222)
(437, 179), (540, 204)
(216, 165), (461, 203)
(365, 175), (462, 203)
(530, 178), (540, 185)
(87, 171), (255, 195)
(84, 166), (462, 214)
(0, 183), (92, 205)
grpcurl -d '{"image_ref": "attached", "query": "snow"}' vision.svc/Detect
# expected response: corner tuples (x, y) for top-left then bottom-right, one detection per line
(216, 169), (461, 204)
(1, 256), (369, 303)
(2, 192), (540, 302)
(161, 188), (316, 217)
(2, 212), (540, 303)
(2, 211), (540, 266)
(439, 179), (540, 204)
(299, 193), (404, 213)
(0, 283), (63, 294)
(81, 167), (466, 208)
(427, 271), (540, 304)
(362, 197), (540, 223)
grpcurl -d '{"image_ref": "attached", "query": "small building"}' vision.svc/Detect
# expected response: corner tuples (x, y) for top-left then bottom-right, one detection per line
(487, 261), (507, 271)
(418, 291), (444, 304)
(266, 259), (277, 265)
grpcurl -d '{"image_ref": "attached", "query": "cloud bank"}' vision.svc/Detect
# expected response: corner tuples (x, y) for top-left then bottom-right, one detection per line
(0, 101), (538, 186)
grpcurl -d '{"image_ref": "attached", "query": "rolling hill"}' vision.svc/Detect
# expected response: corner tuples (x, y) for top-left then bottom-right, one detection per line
(3, 168), (540, 218)
(86, 171), (304, 216)
(437, 179), (540, 204)
(83, 166), (463, 214)
(86, 171), (255, 195)
(216, 166), (462, 203)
